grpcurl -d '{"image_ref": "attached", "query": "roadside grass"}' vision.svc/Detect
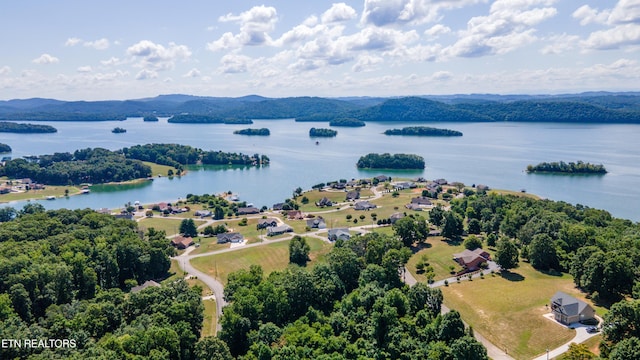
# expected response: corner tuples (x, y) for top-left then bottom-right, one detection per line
(297, 189), (352, 212)
(138, 216), (206, 236)
(489, 188), (541, 200)
(164, 259), (185, 283)
(190, 237), (333, 285)
(201, 299), (217, 337)
(440, 262), (602, 360)
(406, 237), (466, 281)
(0, 185), (81, 203)
(143, 161), (175, 177)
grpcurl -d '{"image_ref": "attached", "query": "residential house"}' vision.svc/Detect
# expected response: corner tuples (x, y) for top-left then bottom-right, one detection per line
(131, 280), (161, 293)
(315, 197), (333, 207)
(267, 225), (293, 236)
(171, 236), (194, 249)
(410, 197), (433, 209)
(306, 217), (327, 229)
(476, 184), (490, 191)
(272, 203), (284, 211)
(405, 203), (423, 211)
(331, 182), (347, 190)
(394, 181), (416, 190)
(0, 187), (11, 194)
(346, 180), (359, 187)
(550, 291), (596, 325)
(346, 190), (360, 201)
(328, 228), (351, 242)
(237, 207), (260, 215)
(389, 212), (404, 224)
(217, 232), (244, 244)
(453, 248), (491, 271)
(194, 210), (212, 217)
(434, 178), (448, 185)
(287, 210), (304, 220)
(354, 201), (377, 211)
(257, 218), (278, 229)
(374, 175), (390, 183)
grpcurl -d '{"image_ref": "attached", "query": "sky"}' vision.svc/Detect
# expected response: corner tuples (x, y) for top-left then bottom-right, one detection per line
(1, 0), (639, 100)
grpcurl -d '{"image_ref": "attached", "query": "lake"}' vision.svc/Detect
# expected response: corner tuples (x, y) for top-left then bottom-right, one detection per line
(2, 118), (639, 221)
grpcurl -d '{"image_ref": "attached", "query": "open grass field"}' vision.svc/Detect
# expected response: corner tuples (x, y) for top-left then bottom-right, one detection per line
(201, 299), (217, 337)
(489, 188), (541, 200)
(0, 185), (81, 203)
(440, 263), (604, 360)
(190, 237), (333, 285)
(406, 237), (466, 281)
(142, 161), (176, 177)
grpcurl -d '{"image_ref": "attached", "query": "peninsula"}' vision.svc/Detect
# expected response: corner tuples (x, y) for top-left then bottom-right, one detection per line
(0, 121), (57, 133)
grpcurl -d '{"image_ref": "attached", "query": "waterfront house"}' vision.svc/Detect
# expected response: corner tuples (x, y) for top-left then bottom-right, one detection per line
(272, 203), (284, 211)
(550, 291), (596, 325)
(237, 206), (260, 215)
(287, 210), (304, 220)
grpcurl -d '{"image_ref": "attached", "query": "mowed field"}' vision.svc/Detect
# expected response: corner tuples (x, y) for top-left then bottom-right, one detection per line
(190, 237), (333, 285)
(440, 263), (604, 360)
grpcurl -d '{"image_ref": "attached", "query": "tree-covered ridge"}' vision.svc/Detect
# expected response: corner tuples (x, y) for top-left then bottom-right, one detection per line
(0, 121), (57, 133)
(309, 127), (337, 137)
(220, 232), (487, 359)
(167, 114), (253, 124)
(233, 128), (270, 136)
(122, 143), (270, 170)
(526, 161), (607, 174)
(0, 113), (127, 121)
(0, 148), (152, 185)
(384, 126), (463, 136)
(0, 206), (212, 359)
(354, 97), (494, 122)
(329, 118), (366, 127)
(0, 143), (10, 153)
(357, 153), (425, 169)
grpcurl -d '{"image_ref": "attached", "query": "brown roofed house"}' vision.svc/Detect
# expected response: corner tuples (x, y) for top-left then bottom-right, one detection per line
(171, 236), (194, 250)
(453, 248), (490, 271)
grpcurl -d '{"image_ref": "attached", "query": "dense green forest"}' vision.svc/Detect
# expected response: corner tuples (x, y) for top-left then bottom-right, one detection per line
(219, 232), (487, 359)
(309, 127), (337, 137)
(354, 97), (493, 122)
(0, 148), (151, 185)
(184, 193), (256, 218)
(0, 205), (222, 359)
(329, 118), (366, 127)
(233, 128), (270, 136)
(167, 114), (226, 124)
(143, 115), (159, 122)
(384, 126), (463, 136)
(0, 121), (57, 133)
(121, 143), (270, 170)
(0, 143), (11, 153)
(357, 153), (425, 169)
(0, 113), (127, 121)
(526, 161), (607, 174)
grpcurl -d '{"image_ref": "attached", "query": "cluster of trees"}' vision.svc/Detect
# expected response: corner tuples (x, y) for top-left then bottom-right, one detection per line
(143, 115), (159, 122)
(167, 114), (252, 124)
(0, 148), (152, 185)
(111, 127), (126, 133)
(526, 161), (607, 174)
(0, 143), (11, 153)
(122, 143), (270, 169)
(384, 126), (463, 136)
(233, 128), (270, 136)
(309, 127), (337, 137)
(0, 205), (223, 359)
(0, 121), (57, 133)
(184, 193), (257, 219)
(329, 118), (366, 127)
(357, 153), (425, 169)
(219, 232), (487, 359)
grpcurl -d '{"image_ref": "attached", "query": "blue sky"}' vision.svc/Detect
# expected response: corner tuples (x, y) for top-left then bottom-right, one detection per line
(1, 0), (639, 100)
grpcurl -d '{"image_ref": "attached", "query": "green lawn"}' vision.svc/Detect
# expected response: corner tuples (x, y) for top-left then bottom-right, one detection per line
(440, 263), (603, 360)
(201, 299), (217, 337)
(143, 161), (176, 177)
(0, 185), (81, 203)
(190, 237), (333, 285)
(406, 237), (466, 281)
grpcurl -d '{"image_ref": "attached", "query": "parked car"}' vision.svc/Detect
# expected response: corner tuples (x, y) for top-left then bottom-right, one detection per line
(586, 326), (599, 333)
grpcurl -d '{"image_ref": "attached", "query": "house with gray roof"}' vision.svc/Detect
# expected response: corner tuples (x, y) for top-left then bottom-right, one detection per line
(346, 190), (360, 201)
(389, 212), (404, 224)
(550, 291), (595, 325)
(354, 201), (377, 211)
(217, 232), (244, 244)
(257, 218), (278, 229)
(328, 228), (350, 242)
(306, 217), (326, 229)
(267, 224), (293, 236)
(315, 197), (333, 207)
(131, 280), (161, 293)
(237, 206), (260, 215)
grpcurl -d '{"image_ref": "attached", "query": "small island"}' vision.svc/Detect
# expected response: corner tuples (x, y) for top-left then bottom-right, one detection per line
(143, 115), (159, 122)
(309, 128), (337, 137)
(0, 121), (57, 133)
(0, 143), (11, 153)
(329, 118), (366, 127)
(357, 153), (425, 169)
(526, 161), (607, 174)
(112, 127), (127, 133)
(384, 126), (463, 137)
(233, 128), (270, 136)
(224, 118), (253, 124)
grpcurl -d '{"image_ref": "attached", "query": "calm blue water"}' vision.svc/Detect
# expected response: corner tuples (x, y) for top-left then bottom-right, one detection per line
(2, 118), (639, 221)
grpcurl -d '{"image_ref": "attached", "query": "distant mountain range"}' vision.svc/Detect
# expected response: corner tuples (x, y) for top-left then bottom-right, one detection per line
(1, 92), (640, 123)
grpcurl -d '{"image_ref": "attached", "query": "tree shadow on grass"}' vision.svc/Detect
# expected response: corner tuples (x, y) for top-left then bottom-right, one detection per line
(539, 269), (563, 277)
(411, 242), (432, 253)
(500, 271), (525, 282)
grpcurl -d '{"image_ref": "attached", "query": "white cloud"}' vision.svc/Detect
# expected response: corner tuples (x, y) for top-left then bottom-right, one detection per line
(352, 54), (384, 72)
(183, 68), (201, 78)
(361, 0), (485, 27)
(608, 0), (640, 25)
(208, 5), (278, 50)
(425, 24), (451, 38)
(101, 57), (122, 66)
(127, 40), (191, 71)
(581, 23), (640, 50)
(0, 66), (11, 75)
(218, 53), (254, 74)
(541, 33), (580, 54)
(445, 0), (557, 58)
(431, 70), (453, 80)
(77, 66), (92, 73)
(135, 69), (158, 80)
(572, 5), (610, 26)
(32, 53), (60, 64)
(321, 3), (357, 23)
(84, 38), (110, 50)
(65, 37), (82, 46)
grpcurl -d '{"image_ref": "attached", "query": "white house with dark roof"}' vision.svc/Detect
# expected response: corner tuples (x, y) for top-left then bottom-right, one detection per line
(328, 228), (350, 242)
(550, 291), (596, 325)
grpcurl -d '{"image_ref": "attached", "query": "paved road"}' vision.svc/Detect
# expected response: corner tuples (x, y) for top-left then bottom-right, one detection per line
(531, 316), (602, 360)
